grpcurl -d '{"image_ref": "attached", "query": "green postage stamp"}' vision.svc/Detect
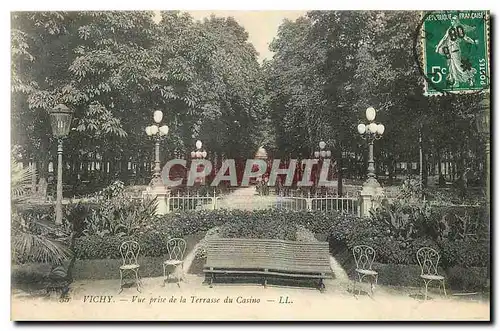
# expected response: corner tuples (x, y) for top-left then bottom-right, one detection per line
(421, 10), (490, 95)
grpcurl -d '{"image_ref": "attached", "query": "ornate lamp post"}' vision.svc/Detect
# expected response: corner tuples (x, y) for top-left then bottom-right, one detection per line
(357, 107), (385, 188)
(312, 141), (331, 191)
(48, 104), (74, 225)
(190, 140), (207, 190)
(145, 110), (169, 187)
(190, 140), (207, 160)
(313, 141), (332, 160)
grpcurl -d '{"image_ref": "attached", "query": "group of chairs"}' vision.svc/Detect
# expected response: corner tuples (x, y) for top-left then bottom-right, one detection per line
(118, 238), (446, 300)
(118, 238), (187, 293)
(352, 245), (447, 300)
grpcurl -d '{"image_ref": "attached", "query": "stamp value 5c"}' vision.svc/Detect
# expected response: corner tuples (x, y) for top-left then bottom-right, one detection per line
(421, 10), (490, 95)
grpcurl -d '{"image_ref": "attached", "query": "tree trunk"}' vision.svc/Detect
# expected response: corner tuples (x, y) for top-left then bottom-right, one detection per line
(31, 160), (37, 194)
(423, 152), (428, 188)
(37, 135), (50, 198)
(437, 153), (442, 176)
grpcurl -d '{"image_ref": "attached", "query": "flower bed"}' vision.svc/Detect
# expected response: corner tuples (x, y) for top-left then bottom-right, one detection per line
(327, 200), (489, 291)
(14, 197), (490, 291)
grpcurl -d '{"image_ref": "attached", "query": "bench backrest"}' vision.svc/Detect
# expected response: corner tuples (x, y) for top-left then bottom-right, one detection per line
(205, 238), (332, 274)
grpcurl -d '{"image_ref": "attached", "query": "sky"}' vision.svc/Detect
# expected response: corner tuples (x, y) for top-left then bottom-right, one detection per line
(154, 11), (307, 62)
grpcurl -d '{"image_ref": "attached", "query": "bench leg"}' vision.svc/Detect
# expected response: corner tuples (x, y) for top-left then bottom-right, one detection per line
(209, 273), (214, 288)
(263, 277), (267, 289)
(318, 279), (326, 293)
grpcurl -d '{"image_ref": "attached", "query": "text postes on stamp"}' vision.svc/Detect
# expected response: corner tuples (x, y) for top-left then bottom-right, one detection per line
(420, 10), (490, 96)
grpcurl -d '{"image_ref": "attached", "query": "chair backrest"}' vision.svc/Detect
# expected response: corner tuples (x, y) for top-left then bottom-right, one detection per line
(353, 245), (376, 270)
(120, 240), (140, 266)
(416, 247), (441, 276)
(167, 238), (187, 261)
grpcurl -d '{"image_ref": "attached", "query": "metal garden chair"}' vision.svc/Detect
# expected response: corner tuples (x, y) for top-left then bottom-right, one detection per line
(352, 245), (378, 295)
(416, 247), (447, 300)
(163, 238), (187, 286)
(119, 240), (142, 293)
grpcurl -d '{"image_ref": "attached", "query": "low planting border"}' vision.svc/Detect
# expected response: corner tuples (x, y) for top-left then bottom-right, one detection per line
(12, 208), (490, 292)
(12, 258), (489, 293)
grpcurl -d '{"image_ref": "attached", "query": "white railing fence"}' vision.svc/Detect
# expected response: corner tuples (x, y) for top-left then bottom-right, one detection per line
(162, 189), (360, 215)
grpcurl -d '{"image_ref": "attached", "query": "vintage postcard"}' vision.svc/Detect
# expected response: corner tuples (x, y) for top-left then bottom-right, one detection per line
(10, 9), (491, 321)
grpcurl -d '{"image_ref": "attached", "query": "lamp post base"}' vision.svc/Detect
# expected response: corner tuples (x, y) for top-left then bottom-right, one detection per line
(359, 177), (385, 217)
(363, 176), (381, 189)
(143, 185), (171, 215)
(149, 175), (164, 187)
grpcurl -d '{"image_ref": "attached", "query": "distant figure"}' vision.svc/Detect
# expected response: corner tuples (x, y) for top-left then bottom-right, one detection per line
(463, 168), (471, 189)
(455, 168), (470, 199)
(438, 172), (446, 187)
(276, 176), (283, 196)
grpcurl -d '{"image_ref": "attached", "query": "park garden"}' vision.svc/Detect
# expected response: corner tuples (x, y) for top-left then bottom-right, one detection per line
(11, 11), (490, 303)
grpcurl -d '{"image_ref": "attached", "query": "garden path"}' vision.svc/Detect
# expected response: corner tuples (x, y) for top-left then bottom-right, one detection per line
(11, 275), (490, 320)
(215, 186), (282, 210)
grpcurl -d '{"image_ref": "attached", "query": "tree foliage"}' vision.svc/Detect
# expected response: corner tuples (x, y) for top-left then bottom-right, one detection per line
(11, 11), (487, 193)
(12, 11), (265, 190)
(264, 11), (486, 183)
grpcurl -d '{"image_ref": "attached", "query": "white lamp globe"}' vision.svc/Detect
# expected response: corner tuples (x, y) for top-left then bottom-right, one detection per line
(195, 151), (202, 158)
(145, 126), (152, 136)
(150, 125), (159, 135)
(153, 110), (163, 123)
(314, 151), (320, 158)
(368, 122), (378, 133)
(326, 150), (332, 157)
(320, 150), (327, 158)
(366, 107), (376, 121)
(159, 125), (169, 135)
(190, 151), (196, 158)
(377, 124), (385, 135)
(357, 123), (366, 134)
(201, 151), (207, 158)
(319, 141), (326, 149)
(195, 140), (202, 150)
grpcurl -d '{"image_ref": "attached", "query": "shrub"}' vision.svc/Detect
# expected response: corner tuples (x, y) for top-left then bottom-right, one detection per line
(329, 216), (435, 265)
(82, 195), (158, 238)
(295, 225), (317, 242)
(73, 209), (359, 260)
(329, 200), (489, 268)
(68, 206), (489, 272)
(434, 205), (488, 241)
(445, 266), (489, 291)
(440, 238), (489, 268)
(372, 262), (422, 287)
(74, 235), (126, 260)
(17, 201), (99, 227)
(219, 210), (297, 241)
(74, 231), (172, 260)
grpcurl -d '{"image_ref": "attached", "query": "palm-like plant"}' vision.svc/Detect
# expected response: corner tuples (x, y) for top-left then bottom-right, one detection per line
(11, 158), (32, 205)
(11, 158), (70, 265)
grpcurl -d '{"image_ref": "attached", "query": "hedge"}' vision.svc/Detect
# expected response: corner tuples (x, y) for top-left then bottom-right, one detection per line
(73, 210), (336, 260)
(328, 206), (489, 268)
(12, 257), (167, 283)
(19, 205), (490, 272)
(74, 232), (171, 260)
(146, 209), (352, 238)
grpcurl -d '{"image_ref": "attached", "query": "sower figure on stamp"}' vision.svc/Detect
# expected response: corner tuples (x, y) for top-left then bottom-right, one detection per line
(435, 15), (478, 88)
